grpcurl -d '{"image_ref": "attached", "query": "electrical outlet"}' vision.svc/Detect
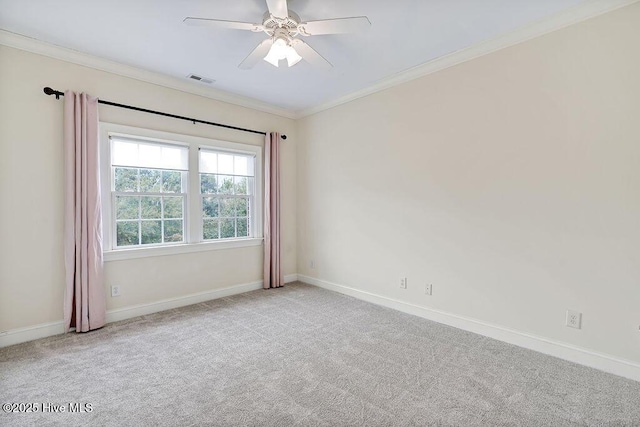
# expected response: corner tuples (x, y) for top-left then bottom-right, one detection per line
(425, 284), (433, 296)
(310, 259), (315, 269)
(400, 277), (407, 289)
(566, 310), (581, 329)
(111, 285), (121, 298)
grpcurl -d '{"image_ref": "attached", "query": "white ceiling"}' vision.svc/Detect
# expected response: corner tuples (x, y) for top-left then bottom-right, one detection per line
(0, 0), (590, 113)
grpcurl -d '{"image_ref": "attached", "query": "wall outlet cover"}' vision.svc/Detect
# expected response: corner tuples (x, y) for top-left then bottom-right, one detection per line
(566, 309), (582, 329)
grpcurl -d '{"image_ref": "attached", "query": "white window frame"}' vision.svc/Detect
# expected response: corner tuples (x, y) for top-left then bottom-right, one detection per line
(100, 123), (263, 262)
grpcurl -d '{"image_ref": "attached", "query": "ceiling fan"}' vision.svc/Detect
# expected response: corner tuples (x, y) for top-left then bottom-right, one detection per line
(184, 0), (371, 70)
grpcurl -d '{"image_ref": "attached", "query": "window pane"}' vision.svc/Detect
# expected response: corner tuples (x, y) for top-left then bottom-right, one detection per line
(164, 197), (183, 219)
(138, 144), (162, 168)
(237, 218), (248, 237)
(203, 219), (219, 240)
(246, 156), (255, 176)
(114, 168), (138, 192)
(218, 154), (234, 174)
(141, 196), (161, 219)
(117, 221), (139, 246)
(234, 176), (248, 195)
(199, 151), (217, 173)
(140, 169), (161, 193)
(200, 150), (254, 176)
(200, 174), (217, 194)
(156, 145), (187, 170)
(115, 196), (139, 220)
(234, 156), (248, 175)
(164, 220), (183, 242)
(218, 176), (234, 194)
(162, 171), (182, 193)
(141, 221), (162, 245)
(219, 198), (235, 217)
(236, 198), (248, 217)
(112, 141), (138, 168)
(112, 138), (188, 170)
(202, 197), (219, 218)
(220, 218), (235, 239)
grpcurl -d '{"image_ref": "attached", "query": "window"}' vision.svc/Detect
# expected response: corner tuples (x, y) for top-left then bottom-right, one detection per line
(111, 137), (188, 248)
(100, 123), (263, 260)
(200, 149), (255, 241)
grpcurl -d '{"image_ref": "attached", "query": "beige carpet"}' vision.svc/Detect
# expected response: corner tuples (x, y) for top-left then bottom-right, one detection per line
(1, 282), (639, 426)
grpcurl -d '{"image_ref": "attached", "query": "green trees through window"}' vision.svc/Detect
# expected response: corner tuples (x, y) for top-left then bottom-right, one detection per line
(199, 149), (255, 241)
(201, 174), (252, 240)
(114, 167), (185, 247)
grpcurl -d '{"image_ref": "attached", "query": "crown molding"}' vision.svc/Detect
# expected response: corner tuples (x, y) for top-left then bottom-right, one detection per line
(295, 0), (640, 118)
(0, 29), (297, 120)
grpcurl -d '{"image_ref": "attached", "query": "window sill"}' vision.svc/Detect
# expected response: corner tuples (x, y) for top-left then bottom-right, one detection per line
(103, 238), (263, 262)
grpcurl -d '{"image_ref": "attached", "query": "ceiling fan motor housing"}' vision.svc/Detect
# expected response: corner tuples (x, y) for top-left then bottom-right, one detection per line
(262, 11), (301, 37)
(272, 28), (294, 46)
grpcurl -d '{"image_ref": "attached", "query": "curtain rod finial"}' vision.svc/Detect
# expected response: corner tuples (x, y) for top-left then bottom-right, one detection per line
(281, 135), (287, 140)
(44, 86), (62, 99)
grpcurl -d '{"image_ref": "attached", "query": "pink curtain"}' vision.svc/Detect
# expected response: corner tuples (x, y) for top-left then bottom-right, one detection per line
(63, 91), (106, 333)
(263, 132), (284, 289)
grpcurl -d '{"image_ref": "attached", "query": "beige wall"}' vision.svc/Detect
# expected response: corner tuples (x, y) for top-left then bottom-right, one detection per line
(297, 4), (640, 363)
(0, 46), (296, 331)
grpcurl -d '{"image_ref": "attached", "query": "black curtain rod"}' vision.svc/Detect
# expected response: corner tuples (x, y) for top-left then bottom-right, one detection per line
(43, 87), (287, 140)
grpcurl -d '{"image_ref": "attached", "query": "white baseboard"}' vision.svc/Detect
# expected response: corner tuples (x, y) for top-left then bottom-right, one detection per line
(285, 274), (298, 283)
(104, 280), (264, 323)
(298, 275), (640, 383)
(0, 274), (298, 348)
(0, 320), (67, 349)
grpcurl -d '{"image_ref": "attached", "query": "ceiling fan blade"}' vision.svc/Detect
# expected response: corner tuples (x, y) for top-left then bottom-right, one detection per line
(291, 39), (332, 70)
(298, 16), (371, 35)
(239, 39), (273, 70)
(265, 0), (288, 18)
(184, 17), (263, 32)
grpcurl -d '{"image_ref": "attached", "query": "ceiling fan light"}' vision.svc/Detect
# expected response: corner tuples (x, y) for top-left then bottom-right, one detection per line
(286, 46), (302, 67)
(264, 37), (288, 67)
(264, 36), (302, 68)
(263, 50), (281, 67)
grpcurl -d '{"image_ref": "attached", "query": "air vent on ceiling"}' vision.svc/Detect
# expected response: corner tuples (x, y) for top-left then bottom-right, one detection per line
(187, 74), (215, 85)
